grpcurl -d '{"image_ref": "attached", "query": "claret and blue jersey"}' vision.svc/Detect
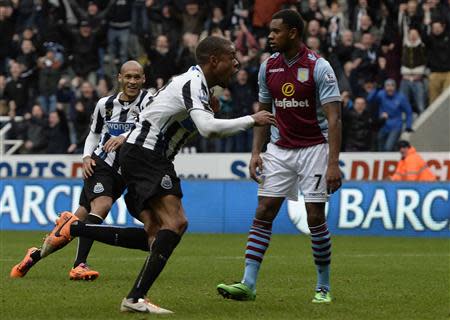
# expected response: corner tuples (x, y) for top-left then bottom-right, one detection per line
(258, 45), (341, 148)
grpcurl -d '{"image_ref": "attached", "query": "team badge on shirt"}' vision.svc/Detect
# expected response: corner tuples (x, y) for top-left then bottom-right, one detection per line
(161, 175), (173, 189)
(297, 68), (309, 83)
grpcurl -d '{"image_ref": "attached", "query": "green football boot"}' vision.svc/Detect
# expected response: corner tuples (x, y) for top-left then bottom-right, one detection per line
(217, 283), (256, 301)
(312, 289), (332, 303)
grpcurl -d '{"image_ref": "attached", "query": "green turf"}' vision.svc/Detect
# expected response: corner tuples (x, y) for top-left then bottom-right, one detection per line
(0, 231), (449, 320)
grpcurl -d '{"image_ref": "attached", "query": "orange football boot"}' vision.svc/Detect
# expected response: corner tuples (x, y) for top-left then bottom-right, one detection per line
(41, 211), (78, 257)
(10, 247), (40, 278)
(69, 263), (99, 281)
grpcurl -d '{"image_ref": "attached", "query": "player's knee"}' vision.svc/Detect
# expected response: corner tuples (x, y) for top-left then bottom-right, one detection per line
(255, 203), (278, 222)
(174, 217), (188, 235)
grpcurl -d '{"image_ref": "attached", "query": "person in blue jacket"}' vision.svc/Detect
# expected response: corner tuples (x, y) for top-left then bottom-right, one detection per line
(367, 78), (413, 151)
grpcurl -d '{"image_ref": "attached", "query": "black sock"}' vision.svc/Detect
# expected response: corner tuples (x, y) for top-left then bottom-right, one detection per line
(30, 249), (42, 264)
(127, 229), (181, 301)
(73, 214), (103, 268)
(70, 221), (150, 251)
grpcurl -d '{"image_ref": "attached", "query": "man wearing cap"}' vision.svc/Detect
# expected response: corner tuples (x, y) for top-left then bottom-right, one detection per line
(367, 78), (413, 151)
(390, 140), (437, 181)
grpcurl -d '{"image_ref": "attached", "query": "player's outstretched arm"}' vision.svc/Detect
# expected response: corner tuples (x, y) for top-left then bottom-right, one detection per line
(189, 109), (275, 139)
(323, 101), (342, 194)
(249, 102), (272, 183)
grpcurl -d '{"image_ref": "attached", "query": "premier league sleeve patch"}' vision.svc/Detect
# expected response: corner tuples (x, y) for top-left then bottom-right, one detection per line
(324, 72), (336, 84)
(297, 68), (309, 83)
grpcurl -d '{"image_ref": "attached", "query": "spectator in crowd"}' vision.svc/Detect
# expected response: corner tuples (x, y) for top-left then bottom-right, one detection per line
(65, 20), (101, 83)
(398, 0), (423, 37)
(46, 109), (72, 154)
(351, 32), (379, 96)
(176, 32), (198, 72)
(251, 0), (295, 38)
(367, 79), (413, 152)
(390, 140), (437, 181)
(230, 69), (256, 152)
(36, 46), (63, 114)
(69, 0), (113, 78)
(215, 88), (235, 152)
(144, 34), (177, 88)
(159, 3), (182, 45)
(71, 81), (97, 153)
(342, 96), (373, 151)
(204, 5), (228, 34)
(303, 0), (325, 24)
(334, 30), (354, 67)
(234, 19), (259, 66)
(0, 74), (6, 115)
(378, 35), (401, 85)
(325, 1), (346, 49)
(0, 0), (15, 75)
(15, 39), (36, 75)
(4, 61), (30, 116)
(400, 28), (427, 114)
(422, 19), (450, 103)
(353, 14), (381, 44)
(178, 0), (206, 35)
(107, 0), (133, 65)
(15, 0), (37, 31)
(130, 0), (150, 38)
(349, 0), (374, 31)
(20, 104), (48, 154)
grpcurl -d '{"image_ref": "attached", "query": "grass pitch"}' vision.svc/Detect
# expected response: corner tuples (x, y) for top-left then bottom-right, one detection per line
(0, 231), (448, 320)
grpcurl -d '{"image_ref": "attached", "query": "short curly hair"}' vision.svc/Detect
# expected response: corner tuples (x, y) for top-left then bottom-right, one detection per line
(195, 36), (232, 65)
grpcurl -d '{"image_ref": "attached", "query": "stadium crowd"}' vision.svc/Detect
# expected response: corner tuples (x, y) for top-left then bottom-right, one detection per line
(1, 0), (449, 153)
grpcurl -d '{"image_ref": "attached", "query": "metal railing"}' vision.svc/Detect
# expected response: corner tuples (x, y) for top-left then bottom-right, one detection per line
(0, 116), (24, 155)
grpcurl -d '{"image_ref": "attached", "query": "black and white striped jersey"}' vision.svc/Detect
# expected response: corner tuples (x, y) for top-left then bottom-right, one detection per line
(89, 90), (149, 171)
(127, 65), (213, 160)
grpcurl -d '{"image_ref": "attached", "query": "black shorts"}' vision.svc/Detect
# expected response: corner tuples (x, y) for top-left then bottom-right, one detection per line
(119, 143), (183, 219)
(79, 154), (126, 212)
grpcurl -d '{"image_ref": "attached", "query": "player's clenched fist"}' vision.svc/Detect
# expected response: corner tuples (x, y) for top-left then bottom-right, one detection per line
(251, 110), (276, 127)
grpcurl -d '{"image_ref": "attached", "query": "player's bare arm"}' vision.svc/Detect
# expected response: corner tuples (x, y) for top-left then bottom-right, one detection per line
(249, 102), (272, 183)
(323, 101), (342, 193)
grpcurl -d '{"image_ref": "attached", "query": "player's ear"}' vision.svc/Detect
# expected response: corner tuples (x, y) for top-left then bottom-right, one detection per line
(117, 73), (123, 84)
(209, 54), (219, 67)
(142, 74), (146, 83)
(289, 28), (297, 40)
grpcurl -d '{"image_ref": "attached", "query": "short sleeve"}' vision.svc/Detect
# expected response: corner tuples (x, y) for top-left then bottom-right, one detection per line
(258, 59), (272, 104)
(314, 58), (341, 105)
(89, 99), (105, 133)
(184, 75), (213, 114)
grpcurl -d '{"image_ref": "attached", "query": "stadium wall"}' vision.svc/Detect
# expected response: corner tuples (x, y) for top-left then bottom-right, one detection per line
(407, 86), (450, 152)
(1, 179), (449, 238)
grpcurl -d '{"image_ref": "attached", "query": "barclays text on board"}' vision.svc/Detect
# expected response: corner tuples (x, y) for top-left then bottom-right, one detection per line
(1, 179), (448, 237)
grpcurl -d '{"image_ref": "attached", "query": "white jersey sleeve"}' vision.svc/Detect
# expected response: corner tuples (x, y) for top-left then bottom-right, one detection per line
(258, 59), (272, 104)
(190, 110), (254, 138)
(314, 58), (341, 105)
(83, 131), (101, 158)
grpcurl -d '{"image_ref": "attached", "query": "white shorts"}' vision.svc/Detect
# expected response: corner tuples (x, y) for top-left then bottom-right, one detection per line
(257, 143), (329, 202)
